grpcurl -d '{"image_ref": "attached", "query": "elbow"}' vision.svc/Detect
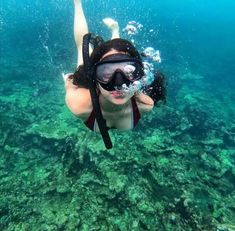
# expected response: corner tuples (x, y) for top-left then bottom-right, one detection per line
(65, 96), (80, 116)
(65, 95), (91, 119)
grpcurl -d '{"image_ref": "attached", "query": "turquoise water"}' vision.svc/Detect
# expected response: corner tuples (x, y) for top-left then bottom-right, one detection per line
(0, 0), (235, 230)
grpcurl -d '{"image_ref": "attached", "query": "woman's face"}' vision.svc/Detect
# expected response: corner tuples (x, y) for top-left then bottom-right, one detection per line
(98, 83), (134, 105)
(97, 49), (135, 105)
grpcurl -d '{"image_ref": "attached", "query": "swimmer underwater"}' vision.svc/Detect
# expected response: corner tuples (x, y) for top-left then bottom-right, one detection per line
(64, 0), (166, 149)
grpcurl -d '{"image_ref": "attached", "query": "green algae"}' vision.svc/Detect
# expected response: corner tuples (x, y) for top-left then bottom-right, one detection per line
(0, 69), (235, 230)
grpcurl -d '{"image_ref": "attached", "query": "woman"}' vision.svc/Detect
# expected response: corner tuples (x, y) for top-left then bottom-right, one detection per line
(64, 0), (165, 133)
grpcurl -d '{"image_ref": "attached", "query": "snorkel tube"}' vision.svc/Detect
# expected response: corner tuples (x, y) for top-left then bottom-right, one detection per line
(82, 33), (113, 149)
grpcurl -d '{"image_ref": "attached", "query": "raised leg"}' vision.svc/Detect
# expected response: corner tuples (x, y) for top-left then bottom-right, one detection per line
(74, 0), (89, 67)
(103, 18), (120, 39)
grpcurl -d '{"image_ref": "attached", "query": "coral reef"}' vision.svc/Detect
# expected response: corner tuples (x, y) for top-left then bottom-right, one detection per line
(0, 68), (234, 231)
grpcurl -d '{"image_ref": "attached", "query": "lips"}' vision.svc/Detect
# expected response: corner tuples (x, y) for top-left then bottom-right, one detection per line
(110, 91), (125, 97)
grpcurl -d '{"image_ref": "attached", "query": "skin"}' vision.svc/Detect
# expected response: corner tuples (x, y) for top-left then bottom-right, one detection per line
(65, 50), (154, 131)
(68, 1), (154, 130)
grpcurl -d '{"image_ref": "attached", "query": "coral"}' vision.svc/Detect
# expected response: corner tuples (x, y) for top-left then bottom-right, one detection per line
(0, 49), (235, 231)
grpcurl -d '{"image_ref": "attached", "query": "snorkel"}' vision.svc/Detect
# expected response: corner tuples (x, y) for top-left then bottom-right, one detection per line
(82, 33), (113, 149)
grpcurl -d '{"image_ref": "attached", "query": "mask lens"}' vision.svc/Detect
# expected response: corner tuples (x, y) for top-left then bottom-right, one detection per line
(96, 61), (143, 83)
(96, 64), (113, 82)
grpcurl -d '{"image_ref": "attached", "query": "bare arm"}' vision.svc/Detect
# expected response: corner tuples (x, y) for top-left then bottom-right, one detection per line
(64, 74), (92, 120)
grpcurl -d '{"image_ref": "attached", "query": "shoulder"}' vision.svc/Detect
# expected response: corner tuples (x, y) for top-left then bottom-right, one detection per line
(65, 85), (93, 121)
(134, 92), (154, 114)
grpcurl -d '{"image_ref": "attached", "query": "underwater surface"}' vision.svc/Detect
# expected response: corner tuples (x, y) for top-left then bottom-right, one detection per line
(0, 0), (235, 230)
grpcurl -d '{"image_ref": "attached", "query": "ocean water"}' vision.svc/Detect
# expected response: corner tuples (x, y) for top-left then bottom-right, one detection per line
(0, 0), (235, 230)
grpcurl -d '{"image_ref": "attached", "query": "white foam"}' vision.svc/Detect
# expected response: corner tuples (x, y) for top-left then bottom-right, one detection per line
(123, 21), (143, 36)
(114, 63), (155, 94)
(142, 47), (161, 63)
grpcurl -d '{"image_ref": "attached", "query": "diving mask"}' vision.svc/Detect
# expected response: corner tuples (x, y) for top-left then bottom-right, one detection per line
(94, 54), (144, 84)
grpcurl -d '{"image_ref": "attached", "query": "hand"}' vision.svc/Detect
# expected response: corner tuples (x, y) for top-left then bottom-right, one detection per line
(62, 73), (77, 90)
(62, 73), (73, 83)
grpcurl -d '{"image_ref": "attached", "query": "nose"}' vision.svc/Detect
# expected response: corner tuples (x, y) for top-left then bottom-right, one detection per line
(114, 72), (125, 88)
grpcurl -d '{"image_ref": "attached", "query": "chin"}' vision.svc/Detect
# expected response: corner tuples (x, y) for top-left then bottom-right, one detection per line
(110, 96), (129, 105)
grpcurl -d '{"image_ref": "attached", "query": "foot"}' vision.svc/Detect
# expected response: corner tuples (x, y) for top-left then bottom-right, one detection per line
(103, 18), (120, 39)
(102, 18), (119, 31)
(73, 0), (82, 8)
(74, 0), (81, 4)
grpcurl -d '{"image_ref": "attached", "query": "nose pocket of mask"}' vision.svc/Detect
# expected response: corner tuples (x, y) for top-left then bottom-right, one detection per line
(113, 71), (127, 88)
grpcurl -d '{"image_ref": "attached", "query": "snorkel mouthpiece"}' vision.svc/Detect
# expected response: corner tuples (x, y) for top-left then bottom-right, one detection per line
(114, 81), (142, 94)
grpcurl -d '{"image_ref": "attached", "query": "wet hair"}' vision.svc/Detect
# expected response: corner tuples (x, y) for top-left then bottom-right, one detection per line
(144, 72), (166, 105)
(72, 38), (141, 88)
(72, 38), (166, 106)
(90, 38), (141, 64)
